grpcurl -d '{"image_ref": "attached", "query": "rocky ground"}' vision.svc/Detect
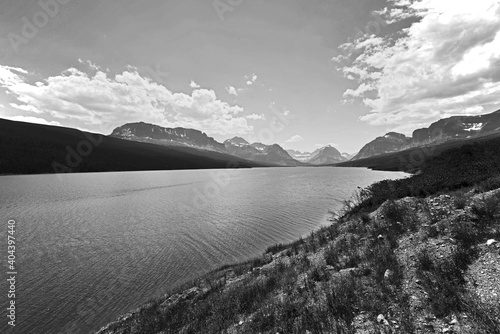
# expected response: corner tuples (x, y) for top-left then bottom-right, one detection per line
(96, 188), (500, 334)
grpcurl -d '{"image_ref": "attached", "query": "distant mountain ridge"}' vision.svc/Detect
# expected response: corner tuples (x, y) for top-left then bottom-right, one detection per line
(111, 123), (302, 166)
(224, 137), (301, 166)
(111, 122), (226, 152)
(352, 132), (412, 160)
(308, 146), (346, 165)
(287, 146), (347, 165)
(412, 109), (500, 144)
(352, 109), (500, 160)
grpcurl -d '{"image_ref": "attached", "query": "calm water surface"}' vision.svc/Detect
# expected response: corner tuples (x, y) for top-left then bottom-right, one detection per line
(0, 167), (405, 333)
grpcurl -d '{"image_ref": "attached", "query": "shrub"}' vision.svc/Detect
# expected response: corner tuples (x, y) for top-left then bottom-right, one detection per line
(265, 243), (287, 255)
(382, 200), (407, 225)
(309, 266), (327, 282)
(416, 248), (433, 271)
(418, 257), (465, 317)
(454, 192), (468, 209)
(324, 233), (360, 270)
(450, 217), (479, 248)
(472, 193), (500, 223)
(325, 275), (359, 324)
(477, 176), (500, 192)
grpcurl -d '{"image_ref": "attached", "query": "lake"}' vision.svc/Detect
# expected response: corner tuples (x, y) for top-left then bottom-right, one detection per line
(0, 167), (405, 334)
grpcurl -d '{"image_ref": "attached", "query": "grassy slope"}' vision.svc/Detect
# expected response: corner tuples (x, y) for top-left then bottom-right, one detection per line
(0, 119), (268, 175)
(95, 133), (500, 333)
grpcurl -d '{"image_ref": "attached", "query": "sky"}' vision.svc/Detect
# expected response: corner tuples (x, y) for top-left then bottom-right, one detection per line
(1, 0), (500, 153)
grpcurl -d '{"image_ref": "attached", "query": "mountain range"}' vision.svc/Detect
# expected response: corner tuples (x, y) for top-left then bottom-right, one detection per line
(287, 146), (348, 165)
(111, 122), (226, 153)
(2, 108), (500, 176)
(111, 122), (345, 167)
(112, 122), (353, 166)
(352, 109), (500, 160)
(223, 137), (302, 167)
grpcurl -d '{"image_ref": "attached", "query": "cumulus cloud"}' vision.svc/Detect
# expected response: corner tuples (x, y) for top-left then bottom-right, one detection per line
(190, 80), (201, 88)
(286, 135), (304, 143)
(226, 85), (243, 96)
(245, 73), (258, 86)
(335, 0), (500, 130)
(0, 65), (253, 136)
(246, 113), (266, 120)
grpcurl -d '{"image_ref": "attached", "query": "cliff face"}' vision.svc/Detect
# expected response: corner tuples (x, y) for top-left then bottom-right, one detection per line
(111, 122), (227, 152)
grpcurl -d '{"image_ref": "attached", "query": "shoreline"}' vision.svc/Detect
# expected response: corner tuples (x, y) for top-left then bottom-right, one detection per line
(94, 137), (500, 333)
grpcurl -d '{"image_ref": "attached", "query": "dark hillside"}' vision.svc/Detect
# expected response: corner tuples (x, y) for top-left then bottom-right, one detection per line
(0, 119), (266, 175)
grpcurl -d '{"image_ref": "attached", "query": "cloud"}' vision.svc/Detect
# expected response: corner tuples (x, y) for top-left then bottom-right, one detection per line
(190, 80), (201, 88)
(226, 85), (243, 96)
(0, 65), (253, 136)
(336, 0), (500, 130)
(245, 73), (258, 86)
(286, 135), (304, 143)
(246, 113), (266, 120)
(1, 115), (61, 126)
(78, 59), (101, 71)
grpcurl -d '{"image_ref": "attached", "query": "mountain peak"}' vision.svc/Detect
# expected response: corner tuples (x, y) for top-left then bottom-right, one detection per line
(224, 136), (249, 147)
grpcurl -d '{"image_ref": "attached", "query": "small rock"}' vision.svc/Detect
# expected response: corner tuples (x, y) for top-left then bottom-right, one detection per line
(339, 267), (360, 276)
(377, 314), (389, 326)
(450, 317), (458, 325)
(486, 239), (497, 246)
(378, 234), (384, 240)
(442, 327), (452, 333)
(238, 320), (244, 326)
(384, 269), (393, 281)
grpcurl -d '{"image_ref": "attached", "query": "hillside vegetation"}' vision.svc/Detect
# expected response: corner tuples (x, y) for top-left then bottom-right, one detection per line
(97, 137), (500, 334)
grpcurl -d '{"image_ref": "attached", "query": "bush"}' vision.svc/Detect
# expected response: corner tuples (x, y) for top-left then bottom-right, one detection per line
(265, 243), (287, 255)
(454, 192), (468, 209)
(309, 266), (327, 282)
(416, 248), (433, 271)
(324, 233), (360, 270)
(472, 193), (500, 223)
(417, 257), (465, 317)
